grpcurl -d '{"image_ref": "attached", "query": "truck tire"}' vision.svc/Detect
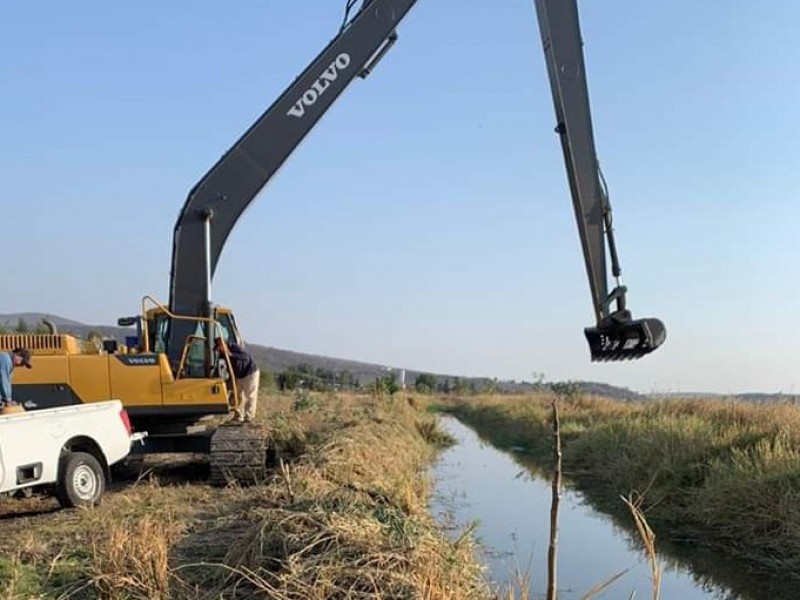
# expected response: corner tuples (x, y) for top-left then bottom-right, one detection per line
(56, 452), (106, 508)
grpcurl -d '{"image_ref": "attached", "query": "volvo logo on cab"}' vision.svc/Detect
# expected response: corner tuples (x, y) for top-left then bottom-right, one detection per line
(286, 53), (352, 118)
(116, 355), (159, 367)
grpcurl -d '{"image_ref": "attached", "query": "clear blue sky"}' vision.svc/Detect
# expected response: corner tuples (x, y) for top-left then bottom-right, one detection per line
(2, 1), (798, 394)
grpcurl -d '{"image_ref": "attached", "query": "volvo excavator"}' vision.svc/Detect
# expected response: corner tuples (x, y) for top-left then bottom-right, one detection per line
(4, 0), (665, 482)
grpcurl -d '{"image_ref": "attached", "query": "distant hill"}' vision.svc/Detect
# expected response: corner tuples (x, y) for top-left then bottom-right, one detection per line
(572, 381), (645, 402)
(650, 391), (798, 404)
(0, 313), (127, 341)
(0, 312), (662, 401)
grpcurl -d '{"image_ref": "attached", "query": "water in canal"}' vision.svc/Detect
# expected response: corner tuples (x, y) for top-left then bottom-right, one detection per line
(430, 416), (758, 599)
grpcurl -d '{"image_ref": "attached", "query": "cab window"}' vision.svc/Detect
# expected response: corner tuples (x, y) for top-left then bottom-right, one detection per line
(214, 313), (240, 347)
(149, 314), (170, 354)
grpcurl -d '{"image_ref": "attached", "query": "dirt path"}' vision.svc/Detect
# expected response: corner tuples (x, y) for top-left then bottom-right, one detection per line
(0, 453), (210, 556)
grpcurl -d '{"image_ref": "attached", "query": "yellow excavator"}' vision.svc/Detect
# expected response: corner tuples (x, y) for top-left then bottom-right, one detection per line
(3, 0), (665, 481)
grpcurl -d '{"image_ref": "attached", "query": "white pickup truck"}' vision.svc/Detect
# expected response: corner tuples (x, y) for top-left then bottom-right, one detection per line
(0, 400), (145, 508)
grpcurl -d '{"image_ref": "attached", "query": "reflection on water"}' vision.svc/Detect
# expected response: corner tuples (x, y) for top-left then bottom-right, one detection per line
(430, 416), (747, 599)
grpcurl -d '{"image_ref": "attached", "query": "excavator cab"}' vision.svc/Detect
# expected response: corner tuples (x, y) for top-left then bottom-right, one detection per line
(129, 299), (243, 380)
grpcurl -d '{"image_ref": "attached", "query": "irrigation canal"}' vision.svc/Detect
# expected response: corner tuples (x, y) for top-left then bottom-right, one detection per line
(430, 415), (783, 600)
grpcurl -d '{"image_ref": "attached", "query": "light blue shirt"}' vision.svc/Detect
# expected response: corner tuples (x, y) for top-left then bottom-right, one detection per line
(0, 352), (13, 401)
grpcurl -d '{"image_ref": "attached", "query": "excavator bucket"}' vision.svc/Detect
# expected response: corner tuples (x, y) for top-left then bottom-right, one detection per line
(584, 318), (666, 362)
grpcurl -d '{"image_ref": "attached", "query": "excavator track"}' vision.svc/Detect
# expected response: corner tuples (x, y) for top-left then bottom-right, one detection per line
(208, 423), (274, 486)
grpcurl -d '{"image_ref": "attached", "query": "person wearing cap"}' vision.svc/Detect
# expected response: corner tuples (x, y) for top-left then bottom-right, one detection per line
(0, 348), (32, 409)
(214, 338), (260, 423)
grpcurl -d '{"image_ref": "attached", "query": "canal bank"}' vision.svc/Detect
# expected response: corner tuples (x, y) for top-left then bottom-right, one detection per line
(437, 393), (800, 600)
(431, 415), (739, 599)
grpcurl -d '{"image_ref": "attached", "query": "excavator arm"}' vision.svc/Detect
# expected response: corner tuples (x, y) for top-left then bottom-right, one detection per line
(534, 0), (665, 360)
(166, 0), (665, 364)
(167, 0), (420, 361)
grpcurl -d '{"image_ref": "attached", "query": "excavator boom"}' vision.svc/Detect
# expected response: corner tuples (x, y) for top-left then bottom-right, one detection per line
(167, 0), (419, 362)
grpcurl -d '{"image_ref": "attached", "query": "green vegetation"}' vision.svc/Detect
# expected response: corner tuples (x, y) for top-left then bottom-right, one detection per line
(275, 363), (360, 392)
(372, 372), (399, 397)
(445, 392), (800, 581)
(414, 373), (438, 393)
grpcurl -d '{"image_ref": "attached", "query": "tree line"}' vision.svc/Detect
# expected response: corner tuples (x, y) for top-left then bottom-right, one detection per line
(266, 363), (500, 396)
(0, 318), (52, 335)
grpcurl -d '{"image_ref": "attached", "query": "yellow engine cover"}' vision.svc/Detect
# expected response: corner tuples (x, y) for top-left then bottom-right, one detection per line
(11, 351), (230, 416)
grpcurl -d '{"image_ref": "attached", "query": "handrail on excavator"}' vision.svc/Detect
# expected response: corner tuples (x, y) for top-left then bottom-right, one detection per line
(140, 295), (240, 410)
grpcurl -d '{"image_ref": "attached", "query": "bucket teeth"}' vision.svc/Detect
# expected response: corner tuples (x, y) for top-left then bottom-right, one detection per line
(584, 318), (666, 362)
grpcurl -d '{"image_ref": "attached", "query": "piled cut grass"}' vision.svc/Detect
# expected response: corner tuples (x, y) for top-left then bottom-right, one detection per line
(200, 394), (488, 598)
(446, 393), (800, 581)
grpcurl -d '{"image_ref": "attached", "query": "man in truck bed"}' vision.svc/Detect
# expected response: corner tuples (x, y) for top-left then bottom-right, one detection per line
(0, 348), (32, 410)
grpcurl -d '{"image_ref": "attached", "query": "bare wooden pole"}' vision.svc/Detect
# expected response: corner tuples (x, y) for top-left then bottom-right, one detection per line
(547, 398), (562, 600)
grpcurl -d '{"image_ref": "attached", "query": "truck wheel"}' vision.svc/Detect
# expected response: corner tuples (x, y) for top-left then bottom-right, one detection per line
(56, 452), (106, 508)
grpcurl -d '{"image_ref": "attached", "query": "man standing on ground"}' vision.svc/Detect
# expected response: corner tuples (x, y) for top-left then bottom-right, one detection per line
(0, 347), (33, 410)
(215, 338), (260, 423)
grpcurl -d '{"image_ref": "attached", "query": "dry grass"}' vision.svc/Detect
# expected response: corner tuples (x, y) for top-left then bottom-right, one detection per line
(0, 393), (490, 599)
(194, 395), (488, 598)
(84, 511), (183, 600)
(621, 494), (661, 600)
